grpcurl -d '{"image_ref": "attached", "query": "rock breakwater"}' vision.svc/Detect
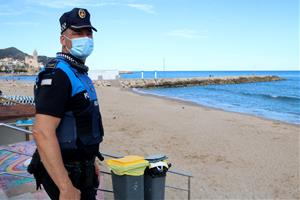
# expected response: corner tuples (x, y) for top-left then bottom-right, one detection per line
(120, 75), (284, 88)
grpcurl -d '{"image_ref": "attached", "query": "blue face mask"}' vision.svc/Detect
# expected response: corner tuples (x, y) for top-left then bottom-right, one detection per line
(65, 36), (94, 60)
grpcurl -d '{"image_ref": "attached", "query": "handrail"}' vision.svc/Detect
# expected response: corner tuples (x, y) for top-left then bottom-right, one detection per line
(165, 185), (188, 191)
(168, 168), (193, 177)
(101, 151), (122, 159)
(0, 123), (32, 134)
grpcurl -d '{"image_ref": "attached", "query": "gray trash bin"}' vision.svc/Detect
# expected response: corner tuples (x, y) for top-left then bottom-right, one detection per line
(112, 172), (144, 200)
(144, 154), (170, 200)
(107, 155), (149, 200)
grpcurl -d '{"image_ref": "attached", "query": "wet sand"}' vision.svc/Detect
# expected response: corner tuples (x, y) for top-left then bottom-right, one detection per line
(1, 80), (299, 199)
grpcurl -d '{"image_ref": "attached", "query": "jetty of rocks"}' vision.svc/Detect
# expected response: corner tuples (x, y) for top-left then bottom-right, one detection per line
(119, 75), (284, 88)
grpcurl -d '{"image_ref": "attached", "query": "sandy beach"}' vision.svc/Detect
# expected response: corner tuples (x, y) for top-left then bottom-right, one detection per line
(0, 80), (299, 199)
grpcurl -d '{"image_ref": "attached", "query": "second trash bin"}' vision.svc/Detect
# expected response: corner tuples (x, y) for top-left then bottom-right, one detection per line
(106, 155), (149, 200)
(144, 154), (170, 200)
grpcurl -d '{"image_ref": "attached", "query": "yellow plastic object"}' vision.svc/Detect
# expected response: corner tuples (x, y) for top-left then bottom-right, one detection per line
(106, 155), (149, 176)
(108, 155), (145, 166)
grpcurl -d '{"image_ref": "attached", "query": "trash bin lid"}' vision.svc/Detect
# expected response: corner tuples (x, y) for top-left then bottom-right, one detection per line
(145, 154), (167, 163)
(106, 155), (147, 167)
(106, 155), (149, 176)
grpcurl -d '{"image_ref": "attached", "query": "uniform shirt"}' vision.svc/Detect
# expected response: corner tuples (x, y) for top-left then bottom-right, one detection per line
(34, 53), (102, 161)
(35, 68), (90, 119)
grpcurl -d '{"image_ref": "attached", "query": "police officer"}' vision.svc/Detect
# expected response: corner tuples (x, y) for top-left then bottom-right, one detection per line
(28, 8), (104, 200)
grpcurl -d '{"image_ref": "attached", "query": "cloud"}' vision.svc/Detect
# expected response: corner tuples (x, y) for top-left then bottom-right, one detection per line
(0, 5), (26, 16)
(0, 4), (50, 16)
(166, 29), (208, 39)
(27, 0), (96, 8)
(127, 3), (155, 14)
(0, 10), (25, 16)
(2, 21), (40, 26)
(26, 0), (156, 14)
(26, 0), (115, 8)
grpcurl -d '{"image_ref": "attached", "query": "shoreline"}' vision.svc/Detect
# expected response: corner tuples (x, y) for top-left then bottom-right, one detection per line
(0, 78), (298, 127)
(0, 73), (36, 76)
(130, 87), (300, 128)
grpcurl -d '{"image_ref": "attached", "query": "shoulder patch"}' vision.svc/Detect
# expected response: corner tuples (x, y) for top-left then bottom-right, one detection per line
(41, 79), (52, 86)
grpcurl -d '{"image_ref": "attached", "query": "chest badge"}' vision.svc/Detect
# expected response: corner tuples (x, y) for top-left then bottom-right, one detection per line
(84, 92), (90, 100)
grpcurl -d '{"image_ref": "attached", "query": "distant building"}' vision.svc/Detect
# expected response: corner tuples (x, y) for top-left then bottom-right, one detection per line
(25, 49), (41, 73)
(0, 58), (24, 67)
(0, 65), (5, 72)
(0, 58), (24, 72)
(89, 70), (120, 80)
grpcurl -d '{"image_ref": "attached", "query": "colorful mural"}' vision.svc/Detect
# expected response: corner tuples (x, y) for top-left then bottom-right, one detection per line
(0, 140), (35, 193)
(0, 140), (105, 199)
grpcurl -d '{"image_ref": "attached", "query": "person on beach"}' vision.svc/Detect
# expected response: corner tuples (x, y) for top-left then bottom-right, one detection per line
(27, 8), (104, 200)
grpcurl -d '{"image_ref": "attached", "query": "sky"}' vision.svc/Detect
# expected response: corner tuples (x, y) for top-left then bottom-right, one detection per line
(0, 0), (299, 71)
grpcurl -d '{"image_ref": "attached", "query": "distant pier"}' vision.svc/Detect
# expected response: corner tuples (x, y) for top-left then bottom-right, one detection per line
(120, 75), (284, 88)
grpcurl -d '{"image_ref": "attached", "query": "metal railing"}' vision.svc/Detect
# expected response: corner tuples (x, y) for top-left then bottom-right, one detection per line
(0, 123), (32, 134)
(0, 123), (193, 199)
(101, 152), (193, 200)
(167, 169), (193, 200)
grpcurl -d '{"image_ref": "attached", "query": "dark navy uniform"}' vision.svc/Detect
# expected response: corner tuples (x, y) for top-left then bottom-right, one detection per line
(29, 52), (104, 200)
(27, 7), (102, 200)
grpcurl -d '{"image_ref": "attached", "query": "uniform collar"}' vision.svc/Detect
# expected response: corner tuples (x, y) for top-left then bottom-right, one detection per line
(56, 52), (89, 73)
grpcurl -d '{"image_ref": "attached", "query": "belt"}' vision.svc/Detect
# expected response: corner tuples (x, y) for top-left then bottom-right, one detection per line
(64, 157), (95, 167)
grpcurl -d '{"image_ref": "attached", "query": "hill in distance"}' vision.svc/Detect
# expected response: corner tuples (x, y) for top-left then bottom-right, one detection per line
(0, 47), (51, 65)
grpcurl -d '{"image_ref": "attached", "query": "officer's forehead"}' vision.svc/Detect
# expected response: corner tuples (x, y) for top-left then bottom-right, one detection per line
(65, 28), (92, 34)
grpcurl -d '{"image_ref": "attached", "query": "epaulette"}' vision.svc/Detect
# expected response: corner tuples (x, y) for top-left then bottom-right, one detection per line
(45, 58), (59, 69)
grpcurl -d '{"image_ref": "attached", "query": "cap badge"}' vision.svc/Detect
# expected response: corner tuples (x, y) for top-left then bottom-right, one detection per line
(78, 9), (86, 19)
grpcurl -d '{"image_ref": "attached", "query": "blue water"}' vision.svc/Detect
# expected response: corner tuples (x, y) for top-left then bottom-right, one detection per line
(0, 75), (36, 82)
(1, 71), (300, 125)
(123, 71), (300, 125)
(121, 70), (298, 79)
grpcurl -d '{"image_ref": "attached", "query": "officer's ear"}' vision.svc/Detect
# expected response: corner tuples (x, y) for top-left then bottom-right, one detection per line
(60, 34), (66, 46)
(60, 29), (68, 46)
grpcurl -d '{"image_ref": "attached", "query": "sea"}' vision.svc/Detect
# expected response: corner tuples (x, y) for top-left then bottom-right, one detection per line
(1, 71), (299, 125)
(121, 71), (300, 125)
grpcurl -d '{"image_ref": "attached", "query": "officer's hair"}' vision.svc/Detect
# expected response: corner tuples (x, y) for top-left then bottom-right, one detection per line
(61, 29), (69, 36)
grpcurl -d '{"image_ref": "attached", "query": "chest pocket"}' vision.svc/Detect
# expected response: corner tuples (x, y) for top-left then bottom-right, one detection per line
(56, 111), (77, 149)
(74, 100), (103, 146)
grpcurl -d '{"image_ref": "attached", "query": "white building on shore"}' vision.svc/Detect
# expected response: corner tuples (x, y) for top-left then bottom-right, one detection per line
(89, 70), (120, 80)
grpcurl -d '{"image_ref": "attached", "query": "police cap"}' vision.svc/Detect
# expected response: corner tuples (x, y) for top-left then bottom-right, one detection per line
(59, 8), (97, 34)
